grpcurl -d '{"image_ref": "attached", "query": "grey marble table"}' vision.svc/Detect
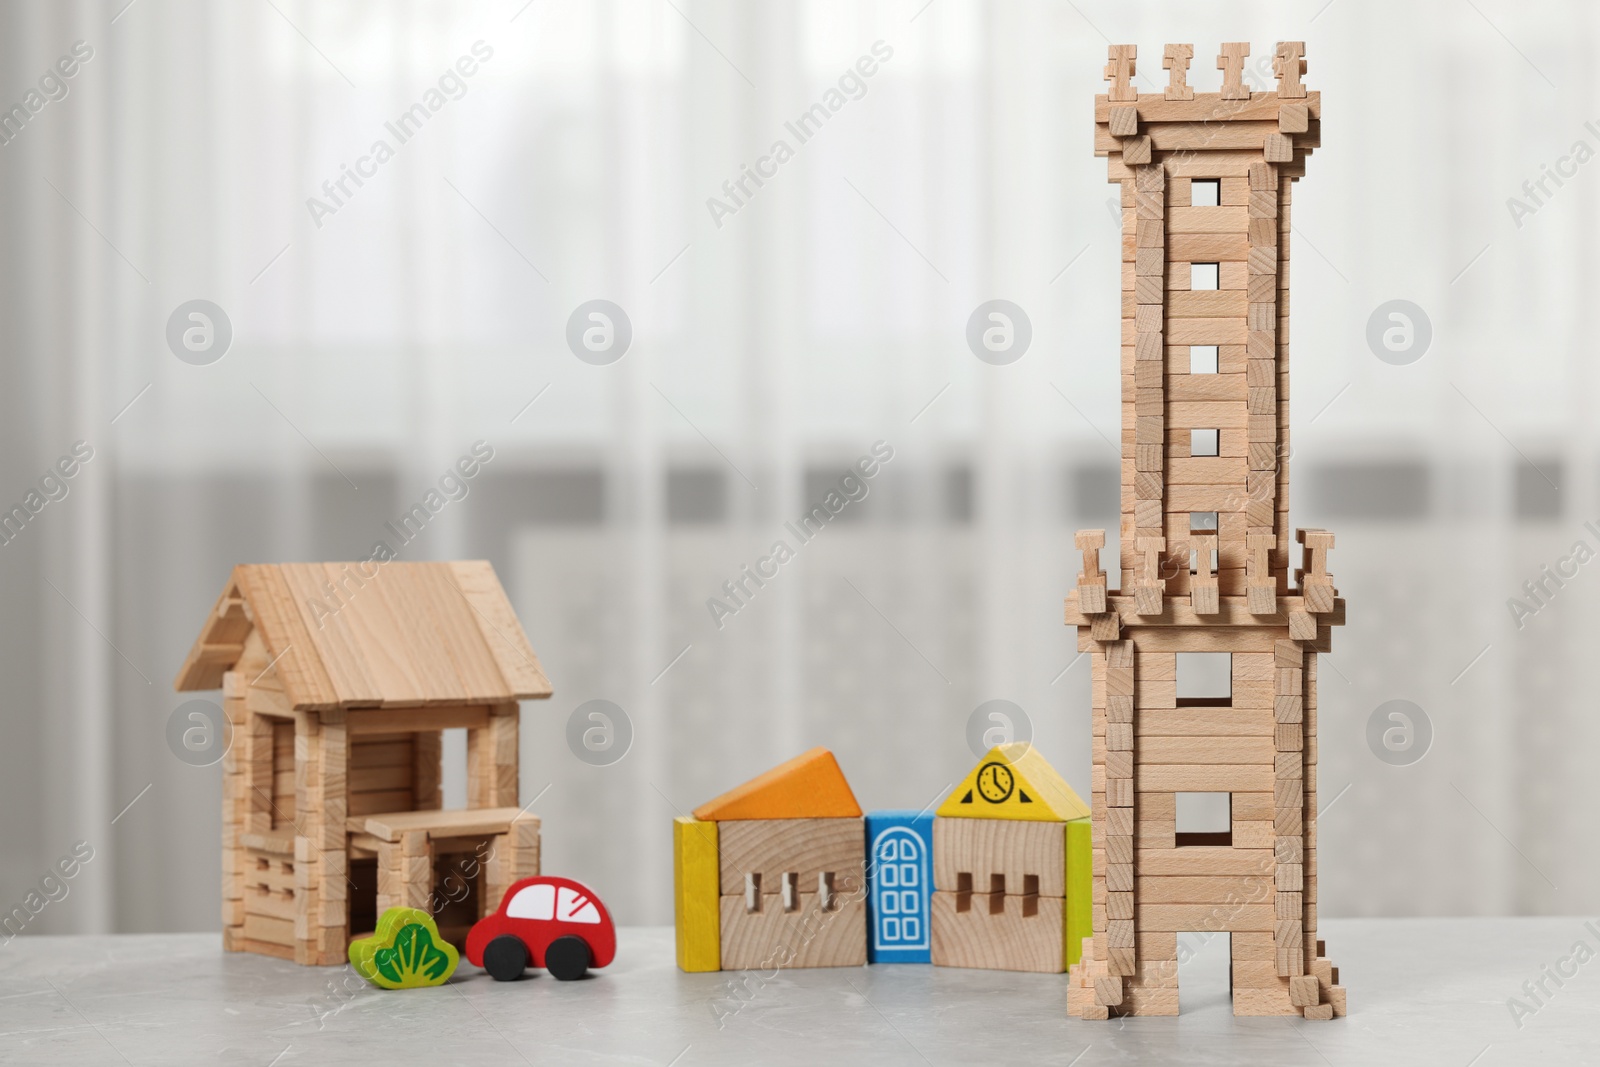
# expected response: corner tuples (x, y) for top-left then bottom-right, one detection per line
(1, 919), (1597, 1065)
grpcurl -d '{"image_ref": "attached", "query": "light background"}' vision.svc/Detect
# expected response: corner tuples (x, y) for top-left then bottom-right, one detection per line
(0, 0), (1594, 934)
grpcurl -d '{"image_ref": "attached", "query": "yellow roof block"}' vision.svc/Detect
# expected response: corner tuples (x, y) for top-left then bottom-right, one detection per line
(937, 743), (1090, 822)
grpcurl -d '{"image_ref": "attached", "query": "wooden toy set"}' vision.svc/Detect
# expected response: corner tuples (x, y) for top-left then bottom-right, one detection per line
(669, 39), (1347, 1021)
(671, 744), (1094, 978)
(175, 41), (1348, 1016)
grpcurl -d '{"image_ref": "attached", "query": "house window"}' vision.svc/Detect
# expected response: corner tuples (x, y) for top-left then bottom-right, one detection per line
(1191, 263), (1220, 290)
(1189, 345), (1219, 374)
(1191, 179), (1221, 207)
(745, 872), (762, 913)
(1176, 651), (1231, 706)
(782, 871), (800, 912)
(1189, 513), (1219, 573)
(1175, 792), (1232, 847)
(1022, 874), (1040, 917)
(1190, 430), (1219, 457)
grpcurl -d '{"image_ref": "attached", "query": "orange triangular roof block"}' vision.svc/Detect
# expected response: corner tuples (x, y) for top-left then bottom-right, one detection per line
(692, 747), (861, 820)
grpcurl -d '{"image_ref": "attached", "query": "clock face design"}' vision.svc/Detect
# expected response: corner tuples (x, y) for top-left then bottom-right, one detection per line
(976, 761), (1014, 803)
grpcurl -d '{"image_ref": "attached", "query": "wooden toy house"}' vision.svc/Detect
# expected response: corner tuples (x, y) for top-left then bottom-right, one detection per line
(673, 748), (866, 971)
(1063, 43), (1347, 1019)
(930, 744), (1091, 973)
(175, 561), (550, 966)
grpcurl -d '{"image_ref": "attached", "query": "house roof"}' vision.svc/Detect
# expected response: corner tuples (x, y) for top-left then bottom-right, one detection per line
(693, 747), (861, 820)
(174, 561), (552, 710)
(937, 743), (1090, 822)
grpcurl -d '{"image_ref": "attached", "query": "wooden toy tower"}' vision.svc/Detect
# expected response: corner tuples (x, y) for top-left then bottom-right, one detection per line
(1064, 43), (1347, 1019)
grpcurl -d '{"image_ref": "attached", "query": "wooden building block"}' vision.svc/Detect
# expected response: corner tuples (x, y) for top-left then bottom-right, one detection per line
(930, 890), (1065, 973)
(933, 817), (1065, 897)
(1091, 612), (1123, 641)
(938, 743), (1090, 822)
(467, 707), (519, 809)
(1162, 44), (1194, 101)
(1094, 976), (1124, 1005)
(1276, 918), (1305, 975)
(1303, 1002), (1334, 1020)
(1217, 43), (1250, 99)
(1065, 818), (1092, 968)
(717, 818), (865, 897)
(673, 816), (721, 972)
(506, 815), (541, 880)
(866, 810), (934, 963)
(694, 748), (861, 821)
(1304, 582), (1336, 613)
(1289, 974), (1320, 1007)
(1106, 777), (1133, 807)
(1274, 41), (1307, 98)
(1104, 44), (1137, 102)
(1233, 987), (1298, 1016)
(719, 893), (866, 970)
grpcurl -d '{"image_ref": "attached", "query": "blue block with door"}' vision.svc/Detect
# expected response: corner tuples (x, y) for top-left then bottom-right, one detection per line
(865, 810), (934, 964)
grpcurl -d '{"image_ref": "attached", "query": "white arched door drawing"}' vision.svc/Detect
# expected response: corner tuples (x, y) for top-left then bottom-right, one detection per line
(871, 826), (928, 952)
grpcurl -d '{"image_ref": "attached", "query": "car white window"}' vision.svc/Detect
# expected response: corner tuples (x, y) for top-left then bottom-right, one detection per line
(508, 883), (556, 921)
(556, 886), (602, 924)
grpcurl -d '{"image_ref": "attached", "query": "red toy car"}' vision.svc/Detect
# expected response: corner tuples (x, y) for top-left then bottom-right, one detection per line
(466, 876), (616, 981)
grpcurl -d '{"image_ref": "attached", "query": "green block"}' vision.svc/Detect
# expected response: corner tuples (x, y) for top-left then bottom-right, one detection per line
(1064, 817), (1092, 968)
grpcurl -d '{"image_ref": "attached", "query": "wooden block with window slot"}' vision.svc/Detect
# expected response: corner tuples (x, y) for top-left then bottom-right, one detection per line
(931, 890), (1066, 973)
(719, 891), (867, 970)
(934, 817), (1065, 899)
(717, 819), (865, 898)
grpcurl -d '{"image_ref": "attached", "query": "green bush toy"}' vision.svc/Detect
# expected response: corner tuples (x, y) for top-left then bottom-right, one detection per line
(348, 907), (460, 989)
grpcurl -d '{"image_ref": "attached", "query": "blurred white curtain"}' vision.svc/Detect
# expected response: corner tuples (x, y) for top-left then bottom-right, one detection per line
(2, 0), (1599, 933)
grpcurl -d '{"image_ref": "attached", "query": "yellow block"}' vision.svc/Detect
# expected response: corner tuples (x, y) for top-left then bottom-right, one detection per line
(937, 743), (1091, 822)
(673, 816), (720, 972)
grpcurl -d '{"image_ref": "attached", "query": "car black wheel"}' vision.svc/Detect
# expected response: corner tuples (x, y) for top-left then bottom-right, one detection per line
(483, 935), (529, 981)
(544, 935), (591, 981)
